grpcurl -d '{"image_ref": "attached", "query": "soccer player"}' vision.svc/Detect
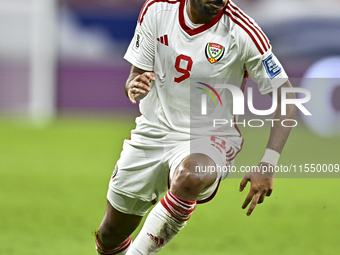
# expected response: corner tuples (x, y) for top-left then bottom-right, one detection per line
(95, 0), (296, 254)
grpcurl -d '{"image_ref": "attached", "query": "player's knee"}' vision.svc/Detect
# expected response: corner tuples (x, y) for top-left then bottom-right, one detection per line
(170, 154), (217, 200)
(176, 165), (204, 189)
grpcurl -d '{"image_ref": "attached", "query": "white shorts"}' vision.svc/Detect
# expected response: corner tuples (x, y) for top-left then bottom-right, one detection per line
(107, 115), (243, 216)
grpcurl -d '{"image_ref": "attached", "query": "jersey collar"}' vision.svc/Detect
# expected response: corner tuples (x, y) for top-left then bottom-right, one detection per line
(179, 0), (227, 36)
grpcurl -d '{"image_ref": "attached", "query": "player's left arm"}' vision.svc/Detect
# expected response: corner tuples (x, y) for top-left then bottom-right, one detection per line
(239, 80), (297, 216)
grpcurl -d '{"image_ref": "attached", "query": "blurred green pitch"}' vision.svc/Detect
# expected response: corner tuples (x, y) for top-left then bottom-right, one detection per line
(0, 116), (339, 255)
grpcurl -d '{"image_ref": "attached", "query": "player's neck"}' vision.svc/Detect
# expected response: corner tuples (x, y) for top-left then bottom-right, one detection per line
(186, 0), (223, 24)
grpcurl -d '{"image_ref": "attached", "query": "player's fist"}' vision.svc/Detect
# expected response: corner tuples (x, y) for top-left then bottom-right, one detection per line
(127, 72), (155, 104)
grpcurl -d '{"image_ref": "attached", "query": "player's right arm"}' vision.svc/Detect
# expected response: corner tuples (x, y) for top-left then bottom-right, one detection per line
(123, 2), (157, 104)
(125, 65), (155, 104)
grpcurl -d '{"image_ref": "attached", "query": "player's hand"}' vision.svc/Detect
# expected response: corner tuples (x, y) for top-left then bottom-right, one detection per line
(239, 162), (274, 216)
(127, 72), (155, 104)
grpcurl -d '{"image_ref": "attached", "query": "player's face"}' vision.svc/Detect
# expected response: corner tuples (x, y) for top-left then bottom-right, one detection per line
(195, 0), (228, 16)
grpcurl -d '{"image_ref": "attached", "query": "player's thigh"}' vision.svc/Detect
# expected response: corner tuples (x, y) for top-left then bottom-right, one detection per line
(110, 131), (170, 204)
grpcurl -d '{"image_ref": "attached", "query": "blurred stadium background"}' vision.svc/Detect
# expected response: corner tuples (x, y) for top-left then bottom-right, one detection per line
(0, 0), (339, 254)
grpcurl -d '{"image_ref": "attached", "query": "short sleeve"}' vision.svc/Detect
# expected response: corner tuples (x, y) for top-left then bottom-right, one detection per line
(124, 5), (155, 71)
(245, 41), (288, 95)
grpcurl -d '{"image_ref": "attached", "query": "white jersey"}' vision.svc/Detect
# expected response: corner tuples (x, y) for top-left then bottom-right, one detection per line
(124, 0), (288, 137)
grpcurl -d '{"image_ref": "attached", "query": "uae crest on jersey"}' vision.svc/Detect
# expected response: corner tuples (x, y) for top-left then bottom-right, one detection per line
(205, 43), (225, 64)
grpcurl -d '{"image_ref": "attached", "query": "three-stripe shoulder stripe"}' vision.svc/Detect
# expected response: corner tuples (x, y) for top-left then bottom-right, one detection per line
(225, 1), (271, 55)
(229, 1), (270, 50)
(138, 0), (180, 25)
